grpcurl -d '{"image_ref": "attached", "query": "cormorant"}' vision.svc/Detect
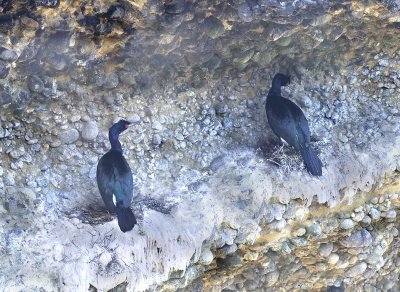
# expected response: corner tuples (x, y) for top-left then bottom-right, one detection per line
(96, 119), (137, 232)
(266, 73), (322, 176)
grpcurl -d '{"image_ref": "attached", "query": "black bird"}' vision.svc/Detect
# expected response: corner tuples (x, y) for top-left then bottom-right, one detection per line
(266, 73), (322, 176)
(96, 119), (137, 232)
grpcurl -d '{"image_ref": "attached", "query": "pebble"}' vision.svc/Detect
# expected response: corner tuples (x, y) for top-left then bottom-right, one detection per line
(238, 2), (254, 22)
(58, 129), (79, 144)
(292, 227), (306, 237)
(28, 75), (44, 93)
(382, 210), (396, 219)
(264, 271), (279, 287)
(199, 248), (213, 265)
(327, 253), (339, 265)
(103, 73), (119, 89)
(20, 16), (40, 29)
(210, 155), (226, 172)
(9, 146), (25, 159)
(340, 218), (356, 230)
(369, 208), (381, 220)
(81, 121), (98, 141)
(352, 212), (365, 222)
(0, 60), (10, 79)
(319, 243), (333, 257)
(218, 244), (238, 256)
(0, 47), (18, 62)
(152, 121), (163, 131)
(152, 134), (162, 145)
(347, 262), (367, 277)
(341, 229), (372, 248)
(307, 223), (323, 236)
(128, 114), (141, 124)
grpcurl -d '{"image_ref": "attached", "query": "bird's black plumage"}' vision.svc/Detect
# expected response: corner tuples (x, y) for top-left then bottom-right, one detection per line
(266, 73), (322, 176)
(96, 119), (137, 232)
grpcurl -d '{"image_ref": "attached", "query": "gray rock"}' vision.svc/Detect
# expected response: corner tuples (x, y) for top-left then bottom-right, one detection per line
(319, 243), (333, 257)
(341, 229), (372, 248)
(265, 271), (279, 287)
(347, 262), (367, 277)
(0, 92), (12, 105)
(369, 208), (381, 220)
(152, 134), (162, 145)
(198, 248), (213, 265)
(0, 47), (18, 61)
(34, 0), (59, 7)
(210, 155), (226, 172)
(128, 114), (141, 124)
(203, 17), (224, 39)
(28, 75), (44, 93)
(49, 54), (68, 71)
(307, 223), (323, 236)
(9, 146), (25, 159)
(327, 253), (339, 265)
(382, 210), (396, 219)
(152, 121), (163, 131)
(0, 60), (10, 78)
(238, 2), (253, 22)
(222, 117), (233, 129)
(215, 103), (228, 115)
(81, 121), (98, 141)
(103, 73), (119, 89)
(340, 218), (356, 230)
(218, 244), (238, 256)
(58, 129), (79, 144)
(292, 227), (306, 237)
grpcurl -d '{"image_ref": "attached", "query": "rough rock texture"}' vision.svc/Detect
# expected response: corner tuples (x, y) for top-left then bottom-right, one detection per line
(1, 0), (400, 291)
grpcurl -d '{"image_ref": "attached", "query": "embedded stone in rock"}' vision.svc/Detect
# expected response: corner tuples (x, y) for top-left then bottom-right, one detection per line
(327, 253), (340, 265)
(347, 262), (367, 278)
(369, 208), (381, 220)
(9, 146), (25, 159)
(0, 92), (12, 106)
(152, 134), (162, 145)
(106, 4), (125, 19)
(164, 0), (187, 15)
(319, 243), (333, 257)
(28, 75), (44, 93)
(81, 121), (99, 141)
(238, 2), (253, 22)
(265, 271), (279, 287)
(341, 229), (372, 248)
(48, 55), (68, 71)
(198, 248), (213, 265)
(210, 155), (227, 172)
(58, 129), (79, 144)
(0, 60), (10, 78)
(34, 0), (60, 7)
(103, 73), (119, 89)
(20, 16), (40, 29)
(0, 47), (18, 62)
(340, 218), (356, 230)
(203, 17), (225, 39)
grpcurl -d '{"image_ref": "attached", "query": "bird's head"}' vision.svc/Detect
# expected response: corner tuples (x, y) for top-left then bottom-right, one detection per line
(110, 119), (132, 136)
(273, 73), (291, 86)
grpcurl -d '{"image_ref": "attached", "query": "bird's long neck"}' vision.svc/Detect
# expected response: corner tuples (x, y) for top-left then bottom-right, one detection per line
(109, 129), (123, 152)
(267, 78), (284, 98)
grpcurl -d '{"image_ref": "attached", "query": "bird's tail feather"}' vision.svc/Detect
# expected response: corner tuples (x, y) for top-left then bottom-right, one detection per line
(116, 206), (137, 232)
(299, 146), (322, 176)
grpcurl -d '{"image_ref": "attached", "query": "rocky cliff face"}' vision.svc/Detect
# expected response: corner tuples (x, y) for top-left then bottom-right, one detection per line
(1, 0), (400, 291)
